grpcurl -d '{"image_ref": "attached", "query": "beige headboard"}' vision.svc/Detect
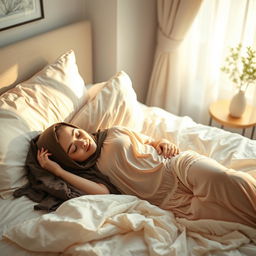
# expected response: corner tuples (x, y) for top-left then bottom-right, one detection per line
(0, 20), (92, 95)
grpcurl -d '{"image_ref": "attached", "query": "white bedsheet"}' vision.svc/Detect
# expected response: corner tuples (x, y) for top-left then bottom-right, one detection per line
(1, 104), (256, 256)
(140, 105), (256, 172)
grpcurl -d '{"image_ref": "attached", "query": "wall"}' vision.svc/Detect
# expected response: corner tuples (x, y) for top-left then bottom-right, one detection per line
(117, 0), (156, 102)
(84, 0), (157, 102)
(83, 0), (118, 85)
(0, 0), (86, 47)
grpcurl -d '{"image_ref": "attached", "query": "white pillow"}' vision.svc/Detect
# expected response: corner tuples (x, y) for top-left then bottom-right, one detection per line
(71, 71), (144, 133)
(0, 50), (87, 198)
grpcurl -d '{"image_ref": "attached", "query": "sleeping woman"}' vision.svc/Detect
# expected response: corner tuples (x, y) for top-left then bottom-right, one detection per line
(36, 122), (256, 228)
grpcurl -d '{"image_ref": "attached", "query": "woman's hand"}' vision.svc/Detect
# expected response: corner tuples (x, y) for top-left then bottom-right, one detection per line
(153, 139), (180, 158)
(37, 148), (62, 176)
(37, 148), (109, 194)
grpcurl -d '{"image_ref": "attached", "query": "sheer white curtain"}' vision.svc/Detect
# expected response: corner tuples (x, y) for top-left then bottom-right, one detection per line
(147, 0), (256, 125)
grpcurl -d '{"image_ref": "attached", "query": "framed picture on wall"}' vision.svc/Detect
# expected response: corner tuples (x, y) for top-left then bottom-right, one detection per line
(0, 0), (44, 31)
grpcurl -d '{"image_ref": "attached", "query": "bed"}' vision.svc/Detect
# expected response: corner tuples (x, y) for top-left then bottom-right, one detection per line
(0, 20), (256, 256)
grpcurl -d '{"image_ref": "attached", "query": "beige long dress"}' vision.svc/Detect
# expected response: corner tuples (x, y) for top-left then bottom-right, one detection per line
(97, 126), (256, 228)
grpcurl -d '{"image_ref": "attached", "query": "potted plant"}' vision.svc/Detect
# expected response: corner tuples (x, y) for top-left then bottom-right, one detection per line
(221, 44), (256, 117)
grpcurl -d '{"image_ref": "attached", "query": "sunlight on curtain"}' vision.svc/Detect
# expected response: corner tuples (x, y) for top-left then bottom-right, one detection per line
(174, 0), (256, 124)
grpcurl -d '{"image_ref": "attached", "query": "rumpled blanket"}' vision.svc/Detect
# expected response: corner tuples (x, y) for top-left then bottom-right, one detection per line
(3, 195), (256, 256)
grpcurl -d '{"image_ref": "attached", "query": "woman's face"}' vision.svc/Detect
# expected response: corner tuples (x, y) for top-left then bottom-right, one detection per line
(57, 125), (97, 162)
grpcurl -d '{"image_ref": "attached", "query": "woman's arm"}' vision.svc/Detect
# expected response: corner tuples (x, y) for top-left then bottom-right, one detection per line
(37, 148), (110, 194)
(130, 129), (180, 158)
(146, 138), (180, 158)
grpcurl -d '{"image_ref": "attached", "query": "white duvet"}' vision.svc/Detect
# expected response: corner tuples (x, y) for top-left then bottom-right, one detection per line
(2, 105), (256, 256)
(3, 194), (256, 256)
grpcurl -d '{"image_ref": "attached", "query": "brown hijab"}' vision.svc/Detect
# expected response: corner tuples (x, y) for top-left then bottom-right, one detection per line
(36, 122), (121, 194)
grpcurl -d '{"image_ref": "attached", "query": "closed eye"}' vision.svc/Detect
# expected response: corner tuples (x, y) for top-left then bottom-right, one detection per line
(72, 145), (77, 154)
(67, 128), (76, 154)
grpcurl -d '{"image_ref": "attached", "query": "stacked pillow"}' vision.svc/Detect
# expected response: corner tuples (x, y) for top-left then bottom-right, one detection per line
(0, 48), (144, 199)
(71, 71), (144, 133)
(0, 50), (87, 198)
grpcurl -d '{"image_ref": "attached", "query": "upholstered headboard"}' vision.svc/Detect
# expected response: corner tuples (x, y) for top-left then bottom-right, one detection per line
(0, 20), (92, 95)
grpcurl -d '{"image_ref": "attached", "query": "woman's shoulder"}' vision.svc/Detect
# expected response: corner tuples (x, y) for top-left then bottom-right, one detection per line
(108, 125), (131, 132)
(107, 126), (148, 140)
(106, 126), (134, 137)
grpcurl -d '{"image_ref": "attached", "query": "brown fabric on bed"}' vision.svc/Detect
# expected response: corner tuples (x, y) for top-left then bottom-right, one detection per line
(14, 124), (121, 211)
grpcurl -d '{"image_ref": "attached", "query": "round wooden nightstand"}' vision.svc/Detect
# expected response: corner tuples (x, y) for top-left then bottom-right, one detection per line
(209, 99), (256, 139)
